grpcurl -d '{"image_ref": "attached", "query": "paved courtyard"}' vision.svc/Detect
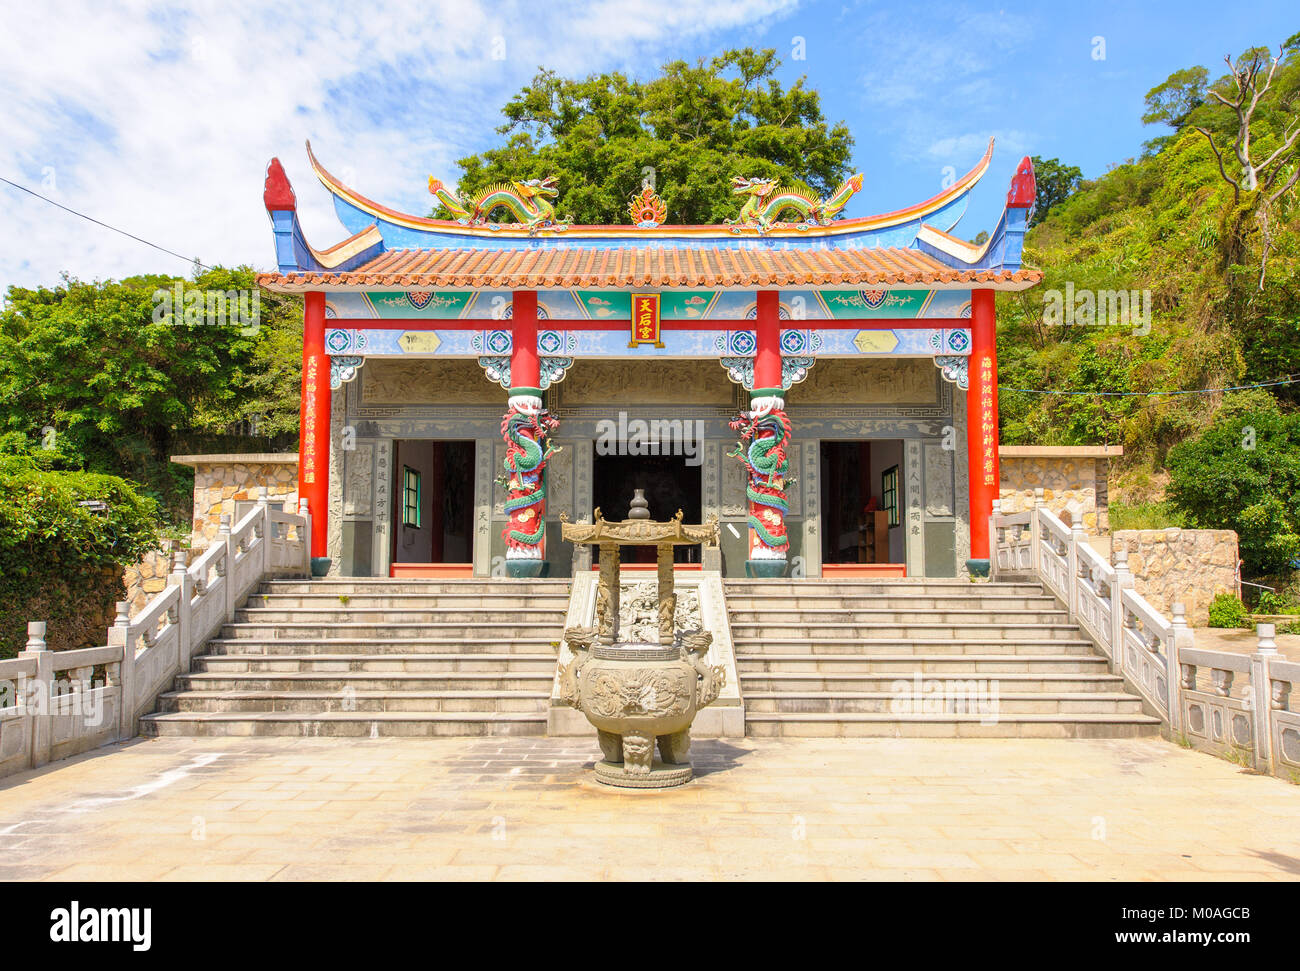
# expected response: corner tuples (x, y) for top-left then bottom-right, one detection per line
(0, 735), (1296, 881)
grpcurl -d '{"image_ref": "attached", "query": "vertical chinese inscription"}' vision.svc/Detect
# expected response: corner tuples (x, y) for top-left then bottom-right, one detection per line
(628, 293), (664, 348)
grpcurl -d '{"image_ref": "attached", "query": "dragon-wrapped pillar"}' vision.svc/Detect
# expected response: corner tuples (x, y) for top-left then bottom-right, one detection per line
(728, 291), (794, 578)
(499, 291), (559, 578)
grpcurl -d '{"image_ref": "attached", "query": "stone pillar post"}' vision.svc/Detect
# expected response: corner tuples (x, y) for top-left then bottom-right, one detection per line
(19, 622), (53, 768)
(1251, 623), (1278, 773)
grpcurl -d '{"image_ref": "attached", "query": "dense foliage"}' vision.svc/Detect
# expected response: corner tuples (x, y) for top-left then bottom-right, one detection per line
(0, 455), (161, 656)
(997, 37), (1300, 513)
(1165, 390), (1300, 575)
(437, 48), (855, 225)
(0, 266), (301, 522)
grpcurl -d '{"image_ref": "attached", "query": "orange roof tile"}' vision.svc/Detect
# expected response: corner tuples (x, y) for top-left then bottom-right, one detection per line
(257, 246), (1041, 293)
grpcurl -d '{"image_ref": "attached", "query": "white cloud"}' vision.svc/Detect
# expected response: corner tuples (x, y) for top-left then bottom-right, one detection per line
(0, 0), (798, 293)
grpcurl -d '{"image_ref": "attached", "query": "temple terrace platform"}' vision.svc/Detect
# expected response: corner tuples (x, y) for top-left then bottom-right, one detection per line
(0, 736), (1296, 881)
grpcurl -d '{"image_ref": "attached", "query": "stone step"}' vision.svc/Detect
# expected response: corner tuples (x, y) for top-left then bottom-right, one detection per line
(244, 593), (572, 610)
(139, 710), (548, 738)
(738, 672), (1128, 693)
(192, 653), (557, 674)
(219, 622), (561, 640)
(724, 595), (1061, 611)
(207, 638), (562, 656)
(742, 692), (1146, 715)
(736, 654), (1111, 674)
(724, 580), (1047, 595)
(731, 639), (1099, 656)
(743, 712), (1162, 738)
(158, 689), (547, 714)
(234, 607), (569, 624)
(259, 579), (570, 596)
(728, 609), (1070, 625)
(729, 622), (1086, 640)
(177, 671), (555, 692)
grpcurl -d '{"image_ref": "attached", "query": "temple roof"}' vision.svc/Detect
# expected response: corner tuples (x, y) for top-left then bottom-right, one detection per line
(257, 140), (1041, 293)
(258, 244), (1041, 292)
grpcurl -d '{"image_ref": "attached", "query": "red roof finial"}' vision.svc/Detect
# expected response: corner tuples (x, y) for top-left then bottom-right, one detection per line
(1006, 156), (1035, 208)
(264, 158), (296, 212)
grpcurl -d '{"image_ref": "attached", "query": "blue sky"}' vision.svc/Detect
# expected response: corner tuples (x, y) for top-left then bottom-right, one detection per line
(1, 0), (1296, 293)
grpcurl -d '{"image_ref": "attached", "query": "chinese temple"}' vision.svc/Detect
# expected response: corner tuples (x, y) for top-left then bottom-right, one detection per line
(257, 140), (1041, 580)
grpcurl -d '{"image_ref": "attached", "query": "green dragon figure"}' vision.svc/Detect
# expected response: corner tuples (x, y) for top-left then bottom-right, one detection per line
(726, 172), (864, 233)
(428, 175), (569, 232)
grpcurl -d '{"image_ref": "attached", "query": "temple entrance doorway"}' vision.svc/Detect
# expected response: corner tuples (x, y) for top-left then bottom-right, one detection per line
(592, 451), (702, 564)
(390, 440), (475, 577)
(820, 440), (906, 576)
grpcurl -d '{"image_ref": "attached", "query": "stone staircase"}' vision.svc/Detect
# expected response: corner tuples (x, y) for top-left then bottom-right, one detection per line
(140, 578), (570, 738)
(726, 578), (1161, 738)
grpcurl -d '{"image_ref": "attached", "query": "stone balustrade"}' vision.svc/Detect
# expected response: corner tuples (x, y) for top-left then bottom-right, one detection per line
(991, 490), (1300, 781)
(0, 496), (310, 779)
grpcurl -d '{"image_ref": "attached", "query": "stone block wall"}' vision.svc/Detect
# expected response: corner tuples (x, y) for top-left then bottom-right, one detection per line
(173, 454), (299, 548)
(122, 547), (175, 618)
(999, 448), (1117, 532)
(1112, 528), (1239, 628)
(116, 455), (299, 620)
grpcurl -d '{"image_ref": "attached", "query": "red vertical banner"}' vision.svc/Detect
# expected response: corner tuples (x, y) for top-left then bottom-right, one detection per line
(966, 288), (999, 563)
(628, 293), (663, 348)
(299, 291), (330, 558)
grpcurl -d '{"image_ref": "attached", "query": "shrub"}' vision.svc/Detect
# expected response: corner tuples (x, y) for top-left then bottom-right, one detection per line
(1166, 390), (1300, 576)
(0, 454), (161, 657)
(1207, 593), (1251, 629)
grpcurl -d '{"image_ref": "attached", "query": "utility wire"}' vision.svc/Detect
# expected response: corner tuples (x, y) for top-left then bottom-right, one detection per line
(1003, 376), (1300, 397)
(0, 175), (212, 273)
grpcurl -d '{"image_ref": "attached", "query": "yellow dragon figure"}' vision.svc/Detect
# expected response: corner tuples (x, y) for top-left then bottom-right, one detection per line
(726, 172), (864, 233)
(427, 175), (570, 232)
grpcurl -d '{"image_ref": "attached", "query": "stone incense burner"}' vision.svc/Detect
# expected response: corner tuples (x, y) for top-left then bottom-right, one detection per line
(558, 507), (725, 788)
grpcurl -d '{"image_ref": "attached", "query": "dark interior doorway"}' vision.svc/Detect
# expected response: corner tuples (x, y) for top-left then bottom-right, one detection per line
(592, 451), (702, 563)
(392, 440), (475, 564)
(820, 440), (904, 565)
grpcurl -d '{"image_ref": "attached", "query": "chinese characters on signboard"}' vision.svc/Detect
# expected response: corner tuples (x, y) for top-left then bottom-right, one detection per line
(302, 357), (318, 484)
(628, 293), (664, 348)
(979, 357), (995, 486)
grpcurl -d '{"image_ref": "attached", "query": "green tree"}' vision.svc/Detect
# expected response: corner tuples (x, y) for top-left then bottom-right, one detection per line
(0, 267), (302, 520)
(1027, 156), (1083, 227)
(438, 48), (855, 225)
(1166, 391), (1300, 576)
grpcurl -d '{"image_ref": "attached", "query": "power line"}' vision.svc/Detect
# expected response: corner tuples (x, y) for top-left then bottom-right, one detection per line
(1004, 376), (1300, 397)
(0, 175), (212, 273)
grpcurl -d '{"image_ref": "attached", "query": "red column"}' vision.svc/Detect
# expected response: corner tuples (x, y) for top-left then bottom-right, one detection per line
(967, 288), (999, 564)
(753, 290), (782, 393)
(510, 291), (541, 393)
(299, 291), (330, 558)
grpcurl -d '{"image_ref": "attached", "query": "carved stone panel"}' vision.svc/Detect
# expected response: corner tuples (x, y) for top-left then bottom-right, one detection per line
(371, 439), (393, 577)
(923, 442), (954, 518)
(720, 442), (748, 518)
(362, 359), (502, 405)
(547, 441), (575, 519)
(795, 359), (938, 405)
(344, 441), (374, 518)
(327, 390), (347, 575)
(473, 437), (494, 577)
(790, 443), (805, 518)
(702, 440), (722, 519)
(905, 438), (925, 577)
(558, 360), (733, 406)
(801, 437), (821, 577)
(952, 393), (970, 573)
